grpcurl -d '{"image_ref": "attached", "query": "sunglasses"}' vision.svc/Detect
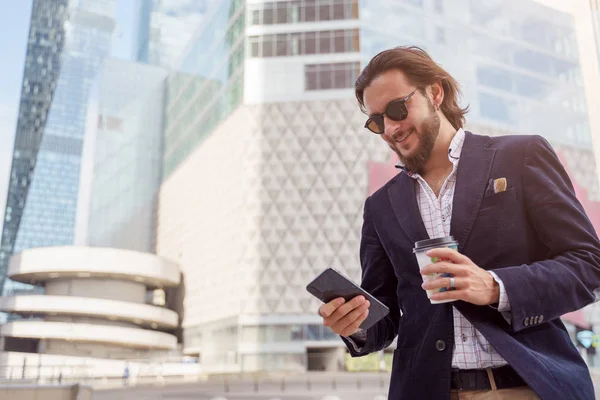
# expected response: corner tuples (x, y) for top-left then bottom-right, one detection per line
(364, 88), (418, 134)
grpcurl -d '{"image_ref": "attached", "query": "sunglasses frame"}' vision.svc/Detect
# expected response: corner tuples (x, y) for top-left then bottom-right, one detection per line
(364, 88), (419, 134)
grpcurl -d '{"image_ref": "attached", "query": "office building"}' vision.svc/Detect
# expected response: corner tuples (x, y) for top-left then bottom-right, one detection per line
(86, 59), (168, 253)
(0, 0), (70, 296)
(0, 246), (180, 360)
(136, 0), (212, 69)
(0, 0), (116, 297)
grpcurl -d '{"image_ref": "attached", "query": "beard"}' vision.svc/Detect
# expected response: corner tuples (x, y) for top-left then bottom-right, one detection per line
(395, 104), (441, 173)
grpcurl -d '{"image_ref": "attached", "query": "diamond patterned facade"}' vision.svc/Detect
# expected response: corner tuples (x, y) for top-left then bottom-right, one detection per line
(158, 98), (391, 370)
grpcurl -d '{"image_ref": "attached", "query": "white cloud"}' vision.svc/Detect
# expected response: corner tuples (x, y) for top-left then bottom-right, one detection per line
(0, 103), (18, 234)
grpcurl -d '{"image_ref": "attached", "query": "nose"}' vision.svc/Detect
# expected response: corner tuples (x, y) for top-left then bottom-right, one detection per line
(383, 115), (404, 138)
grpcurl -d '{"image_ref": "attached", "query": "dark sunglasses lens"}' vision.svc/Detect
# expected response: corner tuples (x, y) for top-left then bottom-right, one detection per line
(366, 117), (384, 134)
(386, 101), (408, 121)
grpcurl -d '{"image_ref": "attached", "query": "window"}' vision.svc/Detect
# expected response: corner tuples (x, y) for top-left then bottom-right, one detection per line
(333, 30), (346, 52)
(479, 92), (514, 123)
(263, 34), (275, 57)
(251, 9), (261, 25)
(249, 36), (260, 57)
(305, 0), (317, 21)
(276, 34), (289, 56)
(275, 2), (287, 23)
(476, 66), (512, 92)
(318, 1), (331, 20)
(263, 3), (274, 24)
(333, 0), (346, 19)
(305, 32), (317, 54)
(306, 65), (318, 90)
(318, 31), (331, 53)
(248, 29), (359, 58)
(514, 75), (547, 99)
(305, 62), (360, 91)
(248, 0), (358, 25)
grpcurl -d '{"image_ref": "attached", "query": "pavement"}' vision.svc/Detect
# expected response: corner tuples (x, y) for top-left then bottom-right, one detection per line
(93, 372), (390, 400)
(91, 371), (600, 400)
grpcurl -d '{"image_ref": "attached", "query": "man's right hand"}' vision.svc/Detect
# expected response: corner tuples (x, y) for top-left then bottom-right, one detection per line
(318, 295), (370, 337)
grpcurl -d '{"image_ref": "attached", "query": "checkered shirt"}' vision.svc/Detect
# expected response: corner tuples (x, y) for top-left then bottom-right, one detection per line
(403, 128), (510, 369)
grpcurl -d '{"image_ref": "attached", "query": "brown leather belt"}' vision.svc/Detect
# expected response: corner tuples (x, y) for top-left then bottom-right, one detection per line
(450, 365), (527, 391)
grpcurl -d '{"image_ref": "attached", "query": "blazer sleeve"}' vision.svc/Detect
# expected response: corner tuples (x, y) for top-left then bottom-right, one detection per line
(341, 195), (401, 356)
(492, 135), (600, 332)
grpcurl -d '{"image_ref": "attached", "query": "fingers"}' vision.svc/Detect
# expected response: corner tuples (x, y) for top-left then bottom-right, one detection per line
(429, 289), (467, 303)
(321, 295), (370, 335)
(332, 300), (371, 336)
(425, 247), (471, 265)
(422, 276), (463, 292)
(331, 295), (367, 322)
(420, 261), (467, 277)
(319, 297), (345, 318)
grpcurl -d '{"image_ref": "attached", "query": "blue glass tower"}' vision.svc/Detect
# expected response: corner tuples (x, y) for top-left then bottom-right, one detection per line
(0, 0), (116, 296)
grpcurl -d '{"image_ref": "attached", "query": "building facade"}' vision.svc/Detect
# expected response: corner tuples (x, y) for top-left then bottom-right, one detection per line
(136, 0), (212, 69)
(0, 0), (70, 296)
(85, 59), (167, 253)
(0, 0), (116, 297)
(156, 0), (600, 372)
(0, 246), (180, 360)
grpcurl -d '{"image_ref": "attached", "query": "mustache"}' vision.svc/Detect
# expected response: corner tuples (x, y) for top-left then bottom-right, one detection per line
(391, 128), (414, 141)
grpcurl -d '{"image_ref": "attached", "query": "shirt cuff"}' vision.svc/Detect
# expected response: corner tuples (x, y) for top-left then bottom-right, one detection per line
(489, 271), (511, 312)
(489, 271), (512, 324)
(344, 329), (367, 353)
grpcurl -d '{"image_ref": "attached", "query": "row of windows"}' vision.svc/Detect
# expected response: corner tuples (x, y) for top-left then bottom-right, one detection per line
(305, 62), (360, 91)
(469, 0), (577, 59)
(248, 29), (359, 58)
(477, 66), (550, 99)
(248, 0), (358, 26)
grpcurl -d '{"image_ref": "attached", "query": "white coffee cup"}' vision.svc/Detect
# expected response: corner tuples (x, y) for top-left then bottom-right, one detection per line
(413, 236), (459, 304)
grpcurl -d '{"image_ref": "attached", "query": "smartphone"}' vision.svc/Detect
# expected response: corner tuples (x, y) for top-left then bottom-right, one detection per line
(306, 267), (390, 331)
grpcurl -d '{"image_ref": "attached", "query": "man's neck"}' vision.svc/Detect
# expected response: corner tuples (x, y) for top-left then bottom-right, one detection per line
(420, 122), (457, 176)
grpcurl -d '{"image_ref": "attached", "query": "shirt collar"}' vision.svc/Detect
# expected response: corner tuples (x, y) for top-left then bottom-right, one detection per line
(395, 128), (466, 177)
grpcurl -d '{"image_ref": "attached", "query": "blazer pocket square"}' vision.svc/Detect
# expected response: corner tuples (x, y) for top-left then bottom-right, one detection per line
(493, 177), (507, 194)
(486, 178), (508, 197)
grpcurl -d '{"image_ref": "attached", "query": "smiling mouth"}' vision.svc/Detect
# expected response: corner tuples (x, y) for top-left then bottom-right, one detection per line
(395, 130), (413, 143)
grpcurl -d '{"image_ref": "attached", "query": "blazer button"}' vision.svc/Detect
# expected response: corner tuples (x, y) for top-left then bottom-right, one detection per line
(436, 340), (446, 351)
(539, 315), (544, 323)
(524, 317), (530, 326)
(533, 316), (539, 324)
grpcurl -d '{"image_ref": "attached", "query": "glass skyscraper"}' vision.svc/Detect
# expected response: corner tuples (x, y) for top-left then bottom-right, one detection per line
(0, 0), (69, 295)
(86, 59), (167, 253)
(0, 0), (116, 296)
(135, 0), (212, 69)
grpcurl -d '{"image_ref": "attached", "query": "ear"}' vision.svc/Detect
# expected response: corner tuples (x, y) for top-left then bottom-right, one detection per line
(429, 81), (445, 109)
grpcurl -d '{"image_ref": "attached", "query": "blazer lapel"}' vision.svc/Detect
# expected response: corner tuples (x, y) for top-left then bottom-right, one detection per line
(388, 173), (429, 245)
(450, 132), (495, 252)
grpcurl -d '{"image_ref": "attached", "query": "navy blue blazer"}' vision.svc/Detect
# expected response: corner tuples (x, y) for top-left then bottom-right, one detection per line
(343, 132), (600, 399)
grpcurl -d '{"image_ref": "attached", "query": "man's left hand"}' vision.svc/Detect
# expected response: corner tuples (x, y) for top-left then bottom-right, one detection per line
(420, 248), (500, 306)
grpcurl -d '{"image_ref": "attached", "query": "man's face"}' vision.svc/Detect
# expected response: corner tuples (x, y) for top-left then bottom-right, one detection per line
(363, 69), (440, 172)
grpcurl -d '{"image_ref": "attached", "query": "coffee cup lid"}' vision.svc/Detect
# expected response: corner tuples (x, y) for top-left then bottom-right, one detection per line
(414, 236), (457, 251)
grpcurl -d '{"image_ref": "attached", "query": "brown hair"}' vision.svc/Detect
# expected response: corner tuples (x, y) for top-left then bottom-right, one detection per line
(355, 46), (469, 130)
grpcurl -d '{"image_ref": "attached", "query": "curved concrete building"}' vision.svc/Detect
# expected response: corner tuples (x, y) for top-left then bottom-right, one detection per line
(0, 246), (181, 360)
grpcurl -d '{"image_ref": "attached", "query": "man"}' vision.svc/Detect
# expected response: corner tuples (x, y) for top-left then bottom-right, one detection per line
(318, 46), (600, 399)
